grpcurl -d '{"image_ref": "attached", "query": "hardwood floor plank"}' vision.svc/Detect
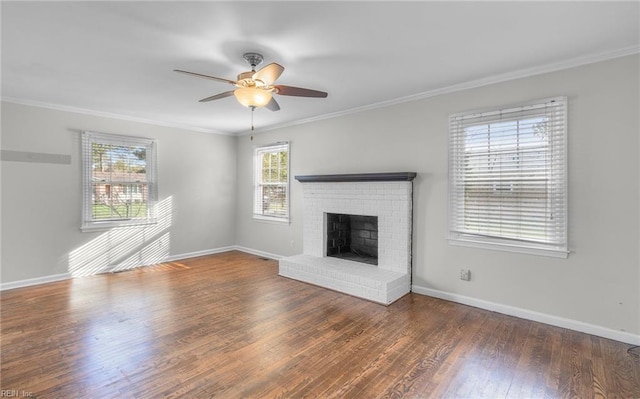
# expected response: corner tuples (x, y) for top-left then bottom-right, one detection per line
(2, 251), (638, 398)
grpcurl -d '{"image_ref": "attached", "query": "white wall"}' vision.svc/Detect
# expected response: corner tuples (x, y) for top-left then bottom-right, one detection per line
(236, 55), (640, 338)
(1, 102), (237, 284)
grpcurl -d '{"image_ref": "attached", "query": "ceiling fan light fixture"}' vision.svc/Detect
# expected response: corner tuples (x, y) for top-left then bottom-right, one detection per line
(234, 87), (272, 108)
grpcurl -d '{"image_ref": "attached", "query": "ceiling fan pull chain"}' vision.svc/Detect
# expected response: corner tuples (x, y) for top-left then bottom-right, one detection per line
(251, 106), (255, 131)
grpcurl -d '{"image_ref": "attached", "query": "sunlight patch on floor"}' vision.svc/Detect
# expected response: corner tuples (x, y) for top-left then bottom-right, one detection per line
(68, 196), (173, 277)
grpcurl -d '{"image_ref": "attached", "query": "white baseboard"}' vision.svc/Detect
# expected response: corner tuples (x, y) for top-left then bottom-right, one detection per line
(232, 245), (284, 260)
(163, 246), (237, 263)
(412, 285), (640, 346)
(0, 273), (71, 291)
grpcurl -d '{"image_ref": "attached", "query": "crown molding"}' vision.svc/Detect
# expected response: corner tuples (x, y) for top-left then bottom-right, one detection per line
(240, 45), (640, 136)
(0, 97), (233, 136)
(3, 45), (638, 138)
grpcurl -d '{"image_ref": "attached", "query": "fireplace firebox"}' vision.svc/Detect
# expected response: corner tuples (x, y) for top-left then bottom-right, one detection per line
(326, 213), (378, 265)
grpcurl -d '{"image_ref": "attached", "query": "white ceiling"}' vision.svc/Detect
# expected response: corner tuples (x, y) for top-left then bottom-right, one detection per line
(2, 1), (639, 135)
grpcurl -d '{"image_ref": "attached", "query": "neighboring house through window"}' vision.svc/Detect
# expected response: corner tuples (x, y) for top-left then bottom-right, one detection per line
(448, 97), (568, 257)
(82, 131), (158, 231)
(254, 142), (290, 222)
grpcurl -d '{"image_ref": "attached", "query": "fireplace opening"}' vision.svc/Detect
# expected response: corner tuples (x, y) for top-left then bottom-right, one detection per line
(326, 213), (378, 265)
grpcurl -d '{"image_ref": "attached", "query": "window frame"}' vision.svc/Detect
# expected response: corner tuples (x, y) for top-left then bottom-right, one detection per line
(447, 97), (568, 258)
(253, 142), (290, 223)
(81, 131), (158, 232)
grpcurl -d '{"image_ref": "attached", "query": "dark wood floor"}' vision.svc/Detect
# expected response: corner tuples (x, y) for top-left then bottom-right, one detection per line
(1, 251), (639, 398)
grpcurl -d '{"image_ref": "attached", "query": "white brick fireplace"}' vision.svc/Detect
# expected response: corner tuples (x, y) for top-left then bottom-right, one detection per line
(279, 172), (416, 305)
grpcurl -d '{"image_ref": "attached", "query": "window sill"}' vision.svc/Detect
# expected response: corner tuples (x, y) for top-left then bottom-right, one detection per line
(448, 236), (569, 258)
(81, 219), (157, 232)
(253, 214), (290, 225)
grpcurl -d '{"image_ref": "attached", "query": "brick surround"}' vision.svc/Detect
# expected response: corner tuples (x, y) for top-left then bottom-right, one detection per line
(279, 174), (414, 305)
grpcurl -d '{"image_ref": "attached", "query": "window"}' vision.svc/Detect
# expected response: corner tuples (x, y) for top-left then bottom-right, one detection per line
(254, 142), (289, 222)
(82, 131), (157, 231)
(448, 97), (568, 257)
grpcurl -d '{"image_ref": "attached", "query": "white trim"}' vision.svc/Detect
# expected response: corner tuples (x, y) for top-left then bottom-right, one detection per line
(3, 46), (637, 138)
(240, 46), (639, 136)
(447, 97), (568, 258)
(233, 245), (284, 260)
(449, 238), (569, 259)
(253, 142), (290, 222)
(1, 97), (232, 136)
(80, 220), (158, 233)
(81, 131), (159, 231)
(252, 214), (291, 224)
(162, 246), (237, 262)
(0, 273), (71, 291)
(411, 285), (640, 346)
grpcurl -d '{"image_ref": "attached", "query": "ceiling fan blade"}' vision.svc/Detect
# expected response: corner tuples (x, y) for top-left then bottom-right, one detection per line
(265, 97), (280, 111)
(253, 63), (284, 86)
(274, 85), (328, 98)
(174, 69), (237, 85)
(199, 91), (235, 102)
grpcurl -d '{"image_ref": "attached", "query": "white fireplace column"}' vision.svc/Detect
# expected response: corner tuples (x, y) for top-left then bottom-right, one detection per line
(279, 172), (416, 305)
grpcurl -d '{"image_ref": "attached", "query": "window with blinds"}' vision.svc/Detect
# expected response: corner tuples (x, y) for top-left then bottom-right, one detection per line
(448, 97), (568, 257)
(254, 142), (289, 222)
(82, 131), (158, 231)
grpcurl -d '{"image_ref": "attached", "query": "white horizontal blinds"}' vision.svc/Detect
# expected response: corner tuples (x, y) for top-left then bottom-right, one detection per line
(82, 132), (157, 227)
(254, 142), (289, 220)
(449, 97), (567, 251)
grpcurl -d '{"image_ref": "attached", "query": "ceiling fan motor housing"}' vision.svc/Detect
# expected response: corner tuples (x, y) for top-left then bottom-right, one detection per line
(237, 71), (256, 85)
(237, 53), (266, 87)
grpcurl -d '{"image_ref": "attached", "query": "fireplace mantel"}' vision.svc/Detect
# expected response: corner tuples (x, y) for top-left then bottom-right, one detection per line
(295, 172), (416, 183)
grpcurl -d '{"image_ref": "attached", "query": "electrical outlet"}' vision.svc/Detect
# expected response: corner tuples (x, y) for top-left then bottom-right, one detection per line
(460, 269), (471, 281)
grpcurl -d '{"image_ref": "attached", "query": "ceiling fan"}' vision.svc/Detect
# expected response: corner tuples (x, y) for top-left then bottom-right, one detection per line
(174, 52), (328, 112)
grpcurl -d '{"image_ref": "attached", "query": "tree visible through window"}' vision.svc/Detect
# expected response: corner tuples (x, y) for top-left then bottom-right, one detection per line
(82, 131), (157, 231)
(254, 142), (289, 221)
